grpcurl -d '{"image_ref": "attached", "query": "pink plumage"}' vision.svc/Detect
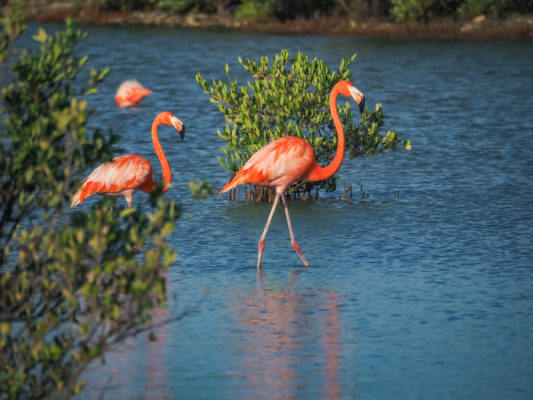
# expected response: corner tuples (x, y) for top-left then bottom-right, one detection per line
(71, 155), (152, 207)
(115, 79), (152, 107)
(221, 136), (317, 195)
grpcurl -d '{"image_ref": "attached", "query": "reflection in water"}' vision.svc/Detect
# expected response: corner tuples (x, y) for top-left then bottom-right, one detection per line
(143, 306), (168, 400)
(322, 291), (341, 399)
(233, 269), (342, 399)
(143, 269), (171, 400)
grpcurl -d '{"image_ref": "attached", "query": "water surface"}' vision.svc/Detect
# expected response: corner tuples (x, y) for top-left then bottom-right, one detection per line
(29, 23), (533, 399)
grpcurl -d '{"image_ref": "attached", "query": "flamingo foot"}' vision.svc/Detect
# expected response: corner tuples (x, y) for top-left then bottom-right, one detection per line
(291, 241), (309, 267)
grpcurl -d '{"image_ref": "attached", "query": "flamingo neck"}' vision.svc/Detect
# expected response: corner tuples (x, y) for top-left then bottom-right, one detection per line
(308, 84), (345, 182)
(152, 115), (171, 192)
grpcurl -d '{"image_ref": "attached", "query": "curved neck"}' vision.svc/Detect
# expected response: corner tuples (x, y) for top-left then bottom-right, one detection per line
(152, 115), (171, 192)
(308, 84), (345, 182)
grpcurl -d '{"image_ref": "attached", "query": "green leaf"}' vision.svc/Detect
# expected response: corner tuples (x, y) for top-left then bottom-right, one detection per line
(120, 207), (135, 218)
(33, 27), (48, 43)
(1, 322), (11, 335)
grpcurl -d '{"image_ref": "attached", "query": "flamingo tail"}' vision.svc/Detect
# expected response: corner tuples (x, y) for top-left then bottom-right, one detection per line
(219, 174), (241, 194)
(71, 189), (82, 207)
(70, 181), (100, 207)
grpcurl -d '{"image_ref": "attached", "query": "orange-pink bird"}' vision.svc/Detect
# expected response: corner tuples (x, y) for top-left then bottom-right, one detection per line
(115, 79), (152, 107)
(71, 111), (185, 208)
(220, 80), (365, 269)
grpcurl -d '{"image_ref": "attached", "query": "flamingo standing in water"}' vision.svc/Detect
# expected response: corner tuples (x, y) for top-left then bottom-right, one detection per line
(219, 80), (365, 269)
(71, 111), (185, 208)
(115, 79), (152, 107)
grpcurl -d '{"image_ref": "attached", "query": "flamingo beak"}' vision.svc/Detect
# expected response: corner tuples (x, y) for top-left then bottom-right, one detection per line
(349, 86), (365, 114)
(358, 96), (366, 114)
(170, 117), (185, 141)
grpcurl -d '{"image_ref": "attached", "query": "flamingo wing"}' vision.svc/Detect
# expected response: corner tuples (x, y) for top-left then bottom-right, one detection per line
(220, 136), (317, 194)
(72, 155), (152, 206)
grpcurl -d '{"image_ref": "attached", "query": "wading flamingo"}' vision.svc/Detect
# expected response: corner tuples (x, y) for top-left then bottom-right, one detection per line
(71, 111), (185, 208)
(115, 79), (152, 107)
(219, 80), (365, 269)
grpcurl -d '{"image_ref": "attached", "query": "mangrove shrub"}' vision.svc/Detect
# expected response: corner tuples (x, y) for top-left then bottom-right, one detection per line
(0, 7), (177, 399)
(196, 49), (410, 200)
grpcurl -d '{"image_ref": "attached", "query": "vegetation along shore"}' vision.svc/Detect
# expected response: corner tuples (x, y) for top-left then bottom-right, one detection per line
(11, 0), (533, 38)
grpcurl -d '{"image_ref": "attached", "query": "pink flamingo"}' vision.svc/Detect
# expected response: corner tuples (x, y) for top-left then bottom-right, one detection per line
(219, 80), (365, 268)
(71, 111), (185, 208)
(115, 79), (152, 107)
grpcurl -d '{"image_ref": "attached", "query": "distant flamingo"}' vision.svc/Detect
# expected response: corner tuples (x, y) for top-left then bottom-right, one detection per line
(71, 111), (185, 208)
(115, 79), (152, 107)
(220, 80), (365, 269)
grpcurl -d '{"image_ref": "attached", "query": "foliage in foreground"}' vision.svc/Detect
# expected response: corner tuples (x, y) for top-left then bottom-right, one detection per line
(196, 49), (410, 201)
(0, 7), (177, 399)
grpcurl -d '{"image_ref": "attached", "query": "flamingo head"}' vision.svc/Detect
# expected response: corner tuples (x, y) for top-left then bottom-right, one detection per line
(160, 111), (185, 141)
(337, 80), (365, 114)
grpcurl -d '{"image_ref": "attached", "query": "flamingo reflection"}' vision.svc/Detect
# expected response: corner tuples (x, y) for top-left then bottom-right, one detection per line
(232, 269), (342, 399)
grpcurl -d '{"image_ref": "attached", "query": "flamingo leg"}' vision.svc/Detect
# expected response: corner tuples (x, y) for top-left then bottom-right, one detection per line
(257, 193), (280, 269)
(281, 193), (309, 267)
(124, 193), (134, 225)
(124, 192), (139, 252)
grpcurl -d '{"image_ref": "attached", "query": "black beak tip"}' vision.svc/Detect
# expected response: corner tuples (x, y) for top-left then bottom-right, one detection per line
(359, 97), (366, 114)
(180, 126), (185, 141)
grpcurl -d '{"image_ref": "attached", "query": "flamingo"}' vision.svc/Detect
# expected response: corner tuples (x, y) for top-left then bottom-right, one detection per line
(219, 80), (365, 269)
(115, 79), (152, 107)
(71, 111), (185, 208)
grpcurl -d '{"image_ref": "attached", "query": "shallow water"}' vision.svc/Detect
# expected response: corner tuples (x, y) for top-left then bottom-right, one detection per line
(27, 23), (533, 399)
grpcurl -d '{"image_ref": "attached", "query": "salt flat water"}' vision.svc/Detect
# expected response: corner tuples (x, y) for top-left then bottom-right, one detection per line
(28, 23), (533, 399)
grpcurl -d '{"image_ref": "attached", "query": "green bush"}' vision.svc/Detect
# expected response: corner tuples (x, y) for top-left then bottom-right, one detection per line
(391, 0), (462, 21)
(189, 179), (215, 199)
(155, 0), (223, 14)
(156, 0), (197, 13)
(458, 0), (507, 17)
(234, 0), (271, 21)
(196, 49), (409, 201)
(0, 7), (178, 399)
(389, 0), (517, 21)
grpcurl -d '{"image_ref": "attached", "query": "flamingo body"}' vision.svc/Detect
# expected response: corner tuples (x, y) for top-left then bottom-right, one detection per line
(72, 111), (184, 208)
(115, 79), (152, 107)
(221, 136), (317, 195)
(219, 80), (365, 269)
(71, 155), (153, 207)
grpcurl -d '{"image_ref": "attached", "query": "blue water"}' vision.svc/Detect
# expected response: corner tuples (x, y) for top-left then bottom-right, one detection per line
(28, 23), (533, 399)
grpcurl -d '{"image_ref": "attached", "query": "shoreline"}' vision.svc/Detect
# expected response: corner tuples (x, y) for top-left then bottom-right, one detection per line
(13, 1), (533, 39)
